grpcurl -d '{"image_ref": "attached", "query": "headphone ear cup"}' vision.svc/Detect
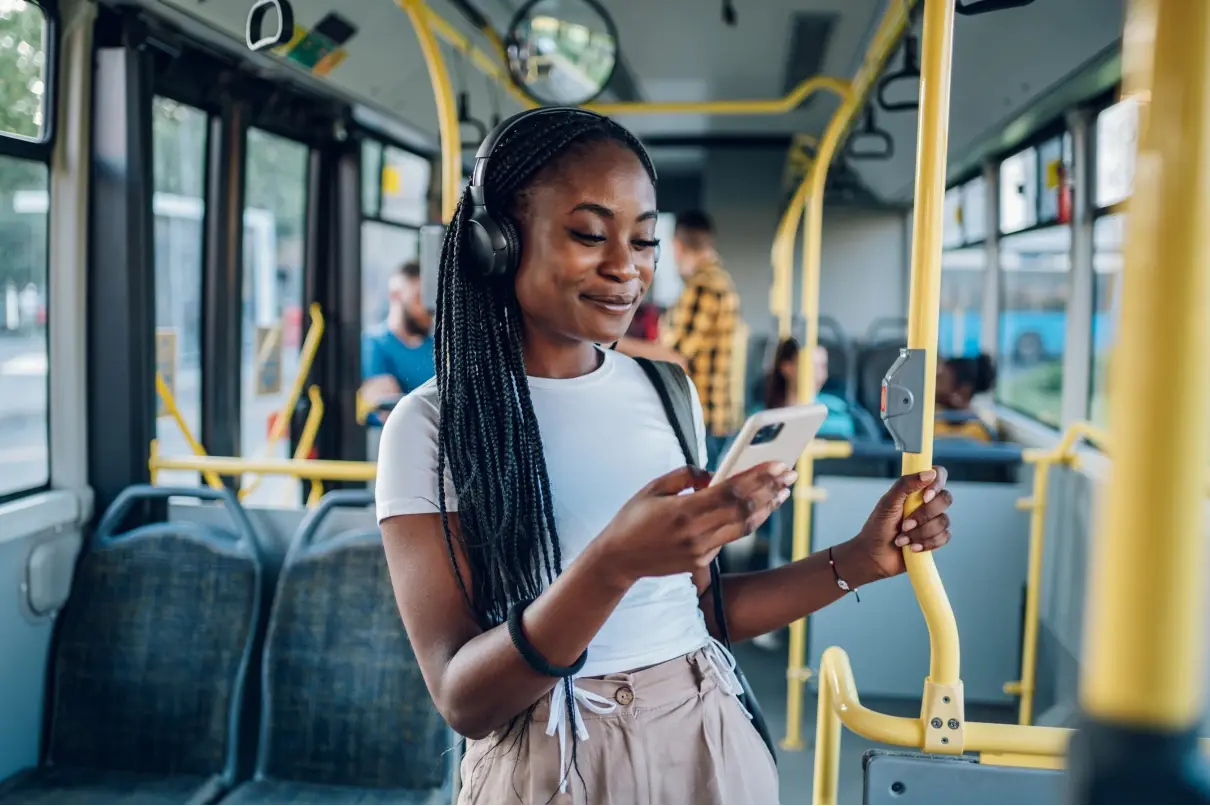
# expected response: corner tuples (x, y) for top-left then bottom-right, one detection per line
(498, 215), (522, 276)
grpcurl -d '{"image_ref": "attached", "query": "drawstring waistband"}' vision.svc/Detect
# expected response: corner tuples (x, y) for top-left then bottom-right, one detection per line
(545, 640), (748, 793)
(702, 637), (752, 718)
(546, 678), (618, 794)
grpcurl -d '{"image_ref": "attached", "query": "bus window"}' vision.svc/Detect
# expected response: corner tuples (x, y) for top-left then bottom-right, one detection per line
(151, 97), (207, 487)
(241, 128), (307, 506)
(995, 225), (1072, 427)
(0, 0), (48, 142)
(1089, 213), (1124, 427)
(0, 0), (51, 498)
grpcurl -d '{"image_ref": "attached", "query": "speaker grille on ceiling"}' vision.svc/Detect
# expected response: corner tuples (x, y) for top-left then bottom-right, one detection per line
(782, 12), (838, 96)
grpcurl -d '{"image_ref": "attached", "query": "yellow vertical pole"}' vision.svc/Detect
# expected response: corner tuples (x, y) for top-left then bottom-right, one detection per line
(1080, 0), (1209, 732)
(399, 0), (462, 224)
(1015, 457), (1052, 726)
(783, 191), (825, 749)
(897, 0), (963, 752)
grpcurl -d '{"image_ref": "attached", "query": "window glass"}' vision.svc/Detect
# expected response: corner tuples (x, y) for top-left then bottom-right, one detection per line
(962, 175), (988, 243)
(939, 247), (987, 358)
(1096, 97), (1138, 209)
(650, 212), (683, 308)
(995, 225), (1071, 426)
(942, 186), (964, 248)
(1038, 133), (1073, 224)
(151, 98), (208, 487)
(362, 139), (382, 219)
(380, 146), (431, 227)
(1088, 213), (1124, 427)
(361, 222), (418, 327)
(0, 155), (48, 495)
(999, 147), (1038, 234)
(0, 0), (48, 141)
(241, 128), (308, 507)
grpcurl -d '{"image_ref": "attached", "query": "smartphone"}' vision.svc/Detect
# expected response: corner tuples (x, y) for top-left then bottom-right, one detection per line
(711, 403), (829, 484)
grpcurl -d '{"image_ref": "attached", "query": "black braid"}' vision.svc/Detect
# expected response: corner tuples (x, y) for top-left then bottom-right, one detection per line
(434, 111), (655, 800)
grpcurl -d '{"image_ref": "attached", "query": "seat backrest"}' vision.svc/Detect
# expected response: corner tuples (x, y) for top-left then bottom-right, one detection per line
(856, 339), (907, 422)
(46, 485), (263, 780)
(257, 491), (450, 792)
(863, 750), (1064, 804)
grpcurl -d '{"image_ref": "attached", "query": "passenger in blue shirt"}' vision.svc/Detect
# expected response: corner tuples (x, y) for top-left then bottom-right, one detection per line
(763, 338), (855, 439)
(361, 261), (435, 415)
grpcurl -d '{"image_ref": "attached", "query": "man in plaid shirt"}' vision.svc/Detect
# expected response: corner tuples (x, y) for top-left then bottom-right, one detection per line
(662, 211), (740, 467)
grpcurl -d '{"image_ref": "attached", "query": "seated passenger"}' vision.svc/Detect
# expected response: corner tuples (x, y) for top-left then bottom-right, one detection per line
(764, 338), (855, 439)
(360, 260), (435, 415)
(376, 108), (957, 805)
(935, 353), (998, 442)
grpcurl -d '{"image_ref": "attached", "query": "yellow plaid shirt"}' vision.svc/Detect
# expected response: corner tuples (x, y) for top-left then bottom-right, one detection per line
(662, 261), (740, 437)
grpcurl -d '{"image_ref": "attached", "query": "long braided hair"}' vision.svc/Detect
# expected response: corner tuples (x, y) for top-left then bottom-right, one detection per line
(434, 110), (656, 627)
(434, 111), (655, 796)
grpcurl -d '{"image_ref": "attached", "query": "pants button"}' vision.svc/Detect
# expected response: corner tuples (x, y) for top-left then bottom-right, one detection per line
(615, 685), (634, 706)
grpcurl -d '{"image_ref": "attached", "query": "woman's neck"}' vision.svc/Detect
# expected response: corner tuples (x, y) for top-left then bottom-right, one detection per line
(523, 337), (602, 380)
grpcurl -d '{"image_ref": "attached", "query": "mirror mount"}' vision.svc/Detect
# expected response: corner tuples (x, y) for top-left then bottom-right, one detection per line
(505, 0), (621, 107)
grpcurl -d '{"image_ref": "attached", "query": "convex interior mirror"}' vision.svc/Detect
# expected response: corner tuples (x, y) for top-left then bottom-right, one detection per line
(505, 0), (619, 106)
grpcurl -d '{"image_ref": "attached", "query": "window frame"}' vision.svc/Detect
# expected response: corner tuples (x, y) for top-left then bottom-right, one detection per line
(0, 0), (58, 502)
(993, 119), (1072, 238)
(365, 138), (435, 230)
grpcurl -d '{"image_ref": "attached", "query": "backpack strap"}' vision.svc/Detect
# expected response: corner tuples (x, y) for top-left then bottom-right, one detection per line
(633, 357), (701, 469)
(633, 357), (729, 644)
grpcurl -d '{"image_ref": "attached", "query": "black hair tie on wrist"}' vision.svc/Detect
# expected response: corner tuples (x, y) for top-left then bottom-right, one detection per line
(507, 600), (588, 678)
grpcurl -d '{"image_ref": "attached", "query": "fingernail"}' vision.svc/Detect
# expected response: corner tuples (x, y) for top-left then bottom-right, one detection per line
(923, 489), (936, 504)
(771, 462), (790, 476)
(782, 471), (798, 486)
(902, 519), (917, 532)
(894, 536), (909, 547)
(911, 543), (923, 552)
(919, 469), (936, 483)
(776, 488), (791, 505)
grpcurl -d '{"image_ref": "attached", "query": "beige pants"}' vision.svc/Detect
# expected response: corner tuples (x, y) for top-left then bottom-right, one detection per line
(458, 648), (780, 805)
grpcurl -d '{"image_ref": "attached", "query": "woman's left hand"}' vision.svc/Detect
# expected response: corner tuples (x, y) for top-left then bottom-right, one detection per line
(841, 466), (953, 582)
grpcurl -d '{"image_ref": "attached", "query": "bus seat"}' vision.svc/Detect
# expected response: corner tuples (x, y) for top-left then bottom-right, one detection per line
(863, 750), (1064, 804)
(0, 486), (264, 805)
(221, 490), (454, 806)
(856, 339), (906, 425)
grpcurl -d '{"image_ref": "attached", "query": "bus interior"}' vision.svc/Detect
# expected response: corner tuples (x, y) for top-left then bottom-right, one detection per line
(0, 0), (1204, 803)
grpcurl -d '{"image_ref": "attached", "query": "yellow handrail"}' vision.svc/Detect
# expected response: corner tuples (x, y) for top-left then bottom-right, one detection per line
(294, 385), (325, 508)
(240, 303), (326, 498)
(1006, 421), (1107, 726)
(813, 0), (964, 792)
(411, 2), (850, 119)
(401, 0), (463, 224)
(780, 0), (921, 750)
(151, 454), (376, 483)
(814, 647), (1074, 804)
(153, 372), (224, 491)
(1080, 0), (1210, 738)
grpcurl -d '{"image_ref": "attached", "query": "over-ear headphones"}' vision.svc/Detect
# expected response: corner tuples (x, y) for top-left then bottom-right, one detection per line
(462, 106), (657, 279)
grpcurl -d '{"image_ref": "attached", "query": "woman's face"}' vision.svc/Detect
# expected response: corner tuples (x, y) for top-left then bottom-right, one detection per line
(512, 140), (659, 346)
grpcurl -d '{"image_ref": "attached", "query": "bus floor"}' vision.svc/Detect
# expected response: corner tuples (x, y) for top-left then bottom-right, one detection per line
(733, 640), (1017, 804)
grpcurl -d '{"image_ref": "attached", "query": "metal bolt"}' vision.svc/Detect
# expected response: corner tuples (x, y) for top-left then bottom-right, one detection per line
(948, 719), (959, 729)
(930, 718), (943, 729)
(941, 737), (949, 744)
(942, 696), (951, 704)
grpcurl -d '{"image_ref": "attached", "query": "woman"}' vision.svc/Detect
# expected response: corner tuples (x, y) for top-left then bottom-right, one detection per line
(935, 353), (998, 442)
(376, 107), (956, 805)
(763, 337), (855, 439)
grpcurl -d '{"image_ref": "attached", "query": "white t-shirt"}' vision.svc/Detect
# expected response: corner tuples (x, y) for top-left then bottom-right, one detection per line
(375, 348), (713, 677)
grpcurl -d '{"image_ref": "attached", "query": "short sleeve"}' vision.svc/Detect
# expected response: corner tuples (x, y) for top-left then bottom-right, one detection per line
(687, 375), (709, 467)
(362, 332), (388, 381)
(374, 385), (459, 522)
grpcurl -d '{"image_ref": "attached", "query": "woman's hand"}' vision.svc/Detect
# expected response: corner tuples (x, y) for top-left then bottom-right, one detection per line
(839, 466), (953, 582)
(589, 462), (797, 589)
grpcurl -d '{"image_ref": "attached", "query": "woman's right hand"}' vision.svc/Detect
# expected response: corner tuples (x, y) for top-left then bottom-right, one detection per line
(591, 462), (797, 588)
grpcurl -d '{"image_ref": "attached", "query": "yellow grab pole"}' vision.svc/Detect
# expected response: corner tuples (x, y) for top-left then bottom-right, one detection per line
(897, 1), (962, 746)
(781, 0), (918, 750)
(400, 0), (462, 224)
(1080, 0), (1210, 731)
(1009, 455), (1054, 725)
